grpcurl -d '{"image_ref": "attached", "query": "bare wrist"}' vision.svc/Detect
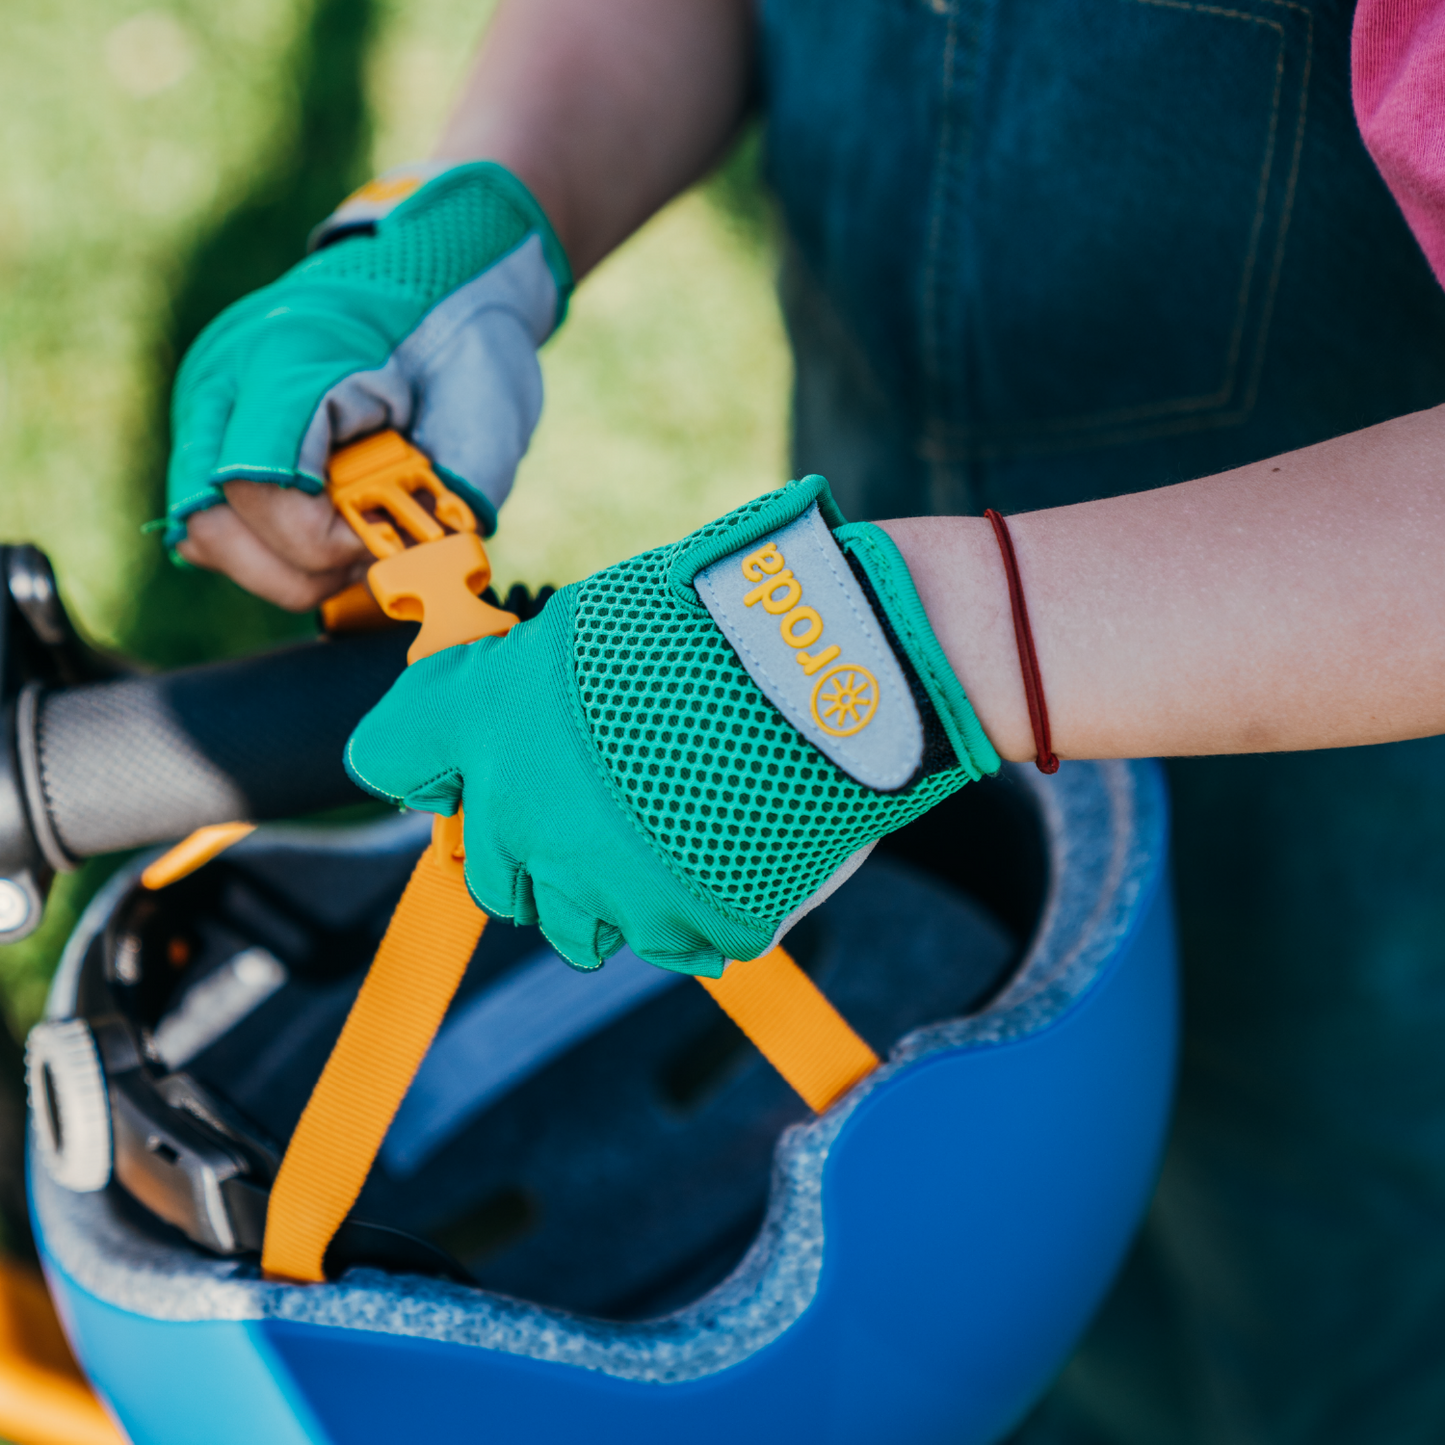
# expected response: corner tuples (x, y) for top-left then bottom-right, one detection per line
(877, 516), (1038, 765)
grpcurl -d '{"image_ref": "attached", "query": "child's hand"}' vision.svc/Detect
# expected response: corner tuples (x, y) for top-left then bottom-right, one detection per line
(344, 476), (1000, 975)
(164, 162), (572, 609)
(177, 481), (371, 610)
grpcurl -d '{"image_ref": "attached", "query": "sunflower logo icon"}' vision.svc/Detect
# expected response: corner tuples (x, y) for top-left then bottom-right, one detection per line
(811, 663), (879, 737)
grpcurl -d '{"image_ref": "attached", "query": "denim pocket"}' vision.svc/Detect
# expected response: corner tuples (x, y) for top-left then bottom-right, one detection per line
(924, 0), (1315, 456)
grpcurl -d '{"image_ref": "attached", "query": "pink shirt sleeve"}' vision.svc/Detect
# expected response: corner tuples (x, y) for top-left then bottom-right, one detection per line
(1353, 0), (1445, 286)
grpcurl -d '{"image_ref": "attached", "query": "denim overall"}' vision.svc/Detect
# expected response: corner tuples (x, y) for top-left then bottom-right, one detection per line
(759, 0), (1445, 1440)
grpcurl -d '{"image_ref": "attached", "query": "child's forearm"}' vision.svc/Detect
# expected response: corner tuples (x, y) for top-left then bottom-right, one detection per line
(882, 403), (1445, 763)
(433, 0), (755, 275)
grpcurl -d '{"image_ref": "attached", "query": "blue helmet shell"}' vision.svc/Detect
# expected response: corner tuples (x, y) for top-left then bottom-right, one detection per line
(32, 759), (1176, 1445)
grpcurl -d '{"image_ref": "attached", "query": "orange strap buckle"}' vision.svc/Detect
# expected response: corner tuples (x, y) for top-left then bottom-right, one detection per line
(327, 430), (476, 556)
(324, 432), (517, 663)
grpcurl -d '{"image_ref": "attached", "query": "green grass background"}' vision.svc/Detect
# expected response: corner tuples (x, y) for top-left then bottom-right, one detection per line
(0, 0), (790, 1039)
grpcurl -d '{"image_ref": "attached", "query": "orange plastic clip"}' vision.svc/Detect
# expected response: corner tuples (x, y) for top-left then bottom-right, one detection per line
(326, 430), (475, 556)
(317, 580), (391, 635)
(325, 432), (517, 662)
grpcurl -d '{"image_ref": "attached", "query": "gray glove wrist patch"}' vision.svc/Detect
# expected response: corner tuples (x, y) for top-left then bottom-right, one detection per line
(694, 504), (924, 791)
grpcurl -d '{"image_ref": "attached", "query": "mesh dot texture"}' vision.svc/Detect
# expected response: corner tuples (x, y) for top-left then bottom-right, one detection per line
(574, 495), (969, 929)
(171, 168), (542, 432)
(293, 168), (535, 308)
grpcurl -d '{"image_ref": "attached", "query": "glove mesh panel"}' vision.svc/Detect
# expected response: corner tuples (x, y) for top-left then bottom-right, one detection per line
(292, 171), (534, 305)
(574, 496), (968, 926)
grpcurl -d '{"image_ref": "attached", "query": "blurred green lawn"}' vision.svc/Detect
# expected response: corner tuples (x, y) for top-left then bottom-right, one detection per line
(0, 0), (790, 1034)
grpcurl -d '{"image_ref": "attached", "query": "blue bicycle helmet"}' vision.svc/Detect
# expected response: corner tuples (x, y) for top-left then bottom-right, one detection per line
(30, 758), (1176, 1445)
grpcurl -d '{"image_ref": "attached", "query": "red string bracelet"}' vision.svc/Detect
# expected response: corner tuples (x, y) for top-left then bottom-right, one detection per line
(983, 509), (1059, 775)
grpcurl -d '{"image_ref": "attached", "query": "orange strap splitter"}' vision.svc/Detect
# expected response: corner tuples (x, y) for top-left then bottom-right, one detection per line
(325, 430), (517, 663)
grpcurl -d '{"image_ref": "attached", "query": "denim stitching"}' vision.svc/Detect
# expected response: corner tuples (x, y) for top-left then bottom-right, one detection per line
(919, 0), (1313, 459)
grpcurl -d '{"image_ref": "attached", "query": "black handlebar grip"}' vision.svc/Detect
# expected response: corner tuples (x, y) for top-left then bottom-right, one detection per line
(30, 628), (412, 860)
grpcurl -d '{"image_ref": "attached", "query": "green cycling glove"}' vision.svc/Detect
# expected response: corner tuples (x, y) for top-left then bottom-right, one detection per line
(345, 477), (1000, 976)
(166, 162), (572, 548)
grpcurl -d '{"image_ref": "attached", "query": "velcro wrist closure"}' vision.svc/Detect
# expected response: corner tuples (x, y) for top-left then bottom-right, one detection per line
(695, 502), (926, 791)
(834, 522), (1001, 780)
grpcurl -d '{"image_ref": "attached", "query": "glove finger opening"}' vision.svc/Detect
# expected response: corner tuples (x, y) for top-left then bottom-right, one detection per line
(531, 880), (620, 973)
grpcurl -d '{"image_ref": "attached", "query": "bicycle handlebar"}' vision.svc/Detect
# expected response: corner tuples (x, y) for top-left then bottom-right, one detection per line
(0, 547), (412, 944)
(28, 628), (412, 862)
